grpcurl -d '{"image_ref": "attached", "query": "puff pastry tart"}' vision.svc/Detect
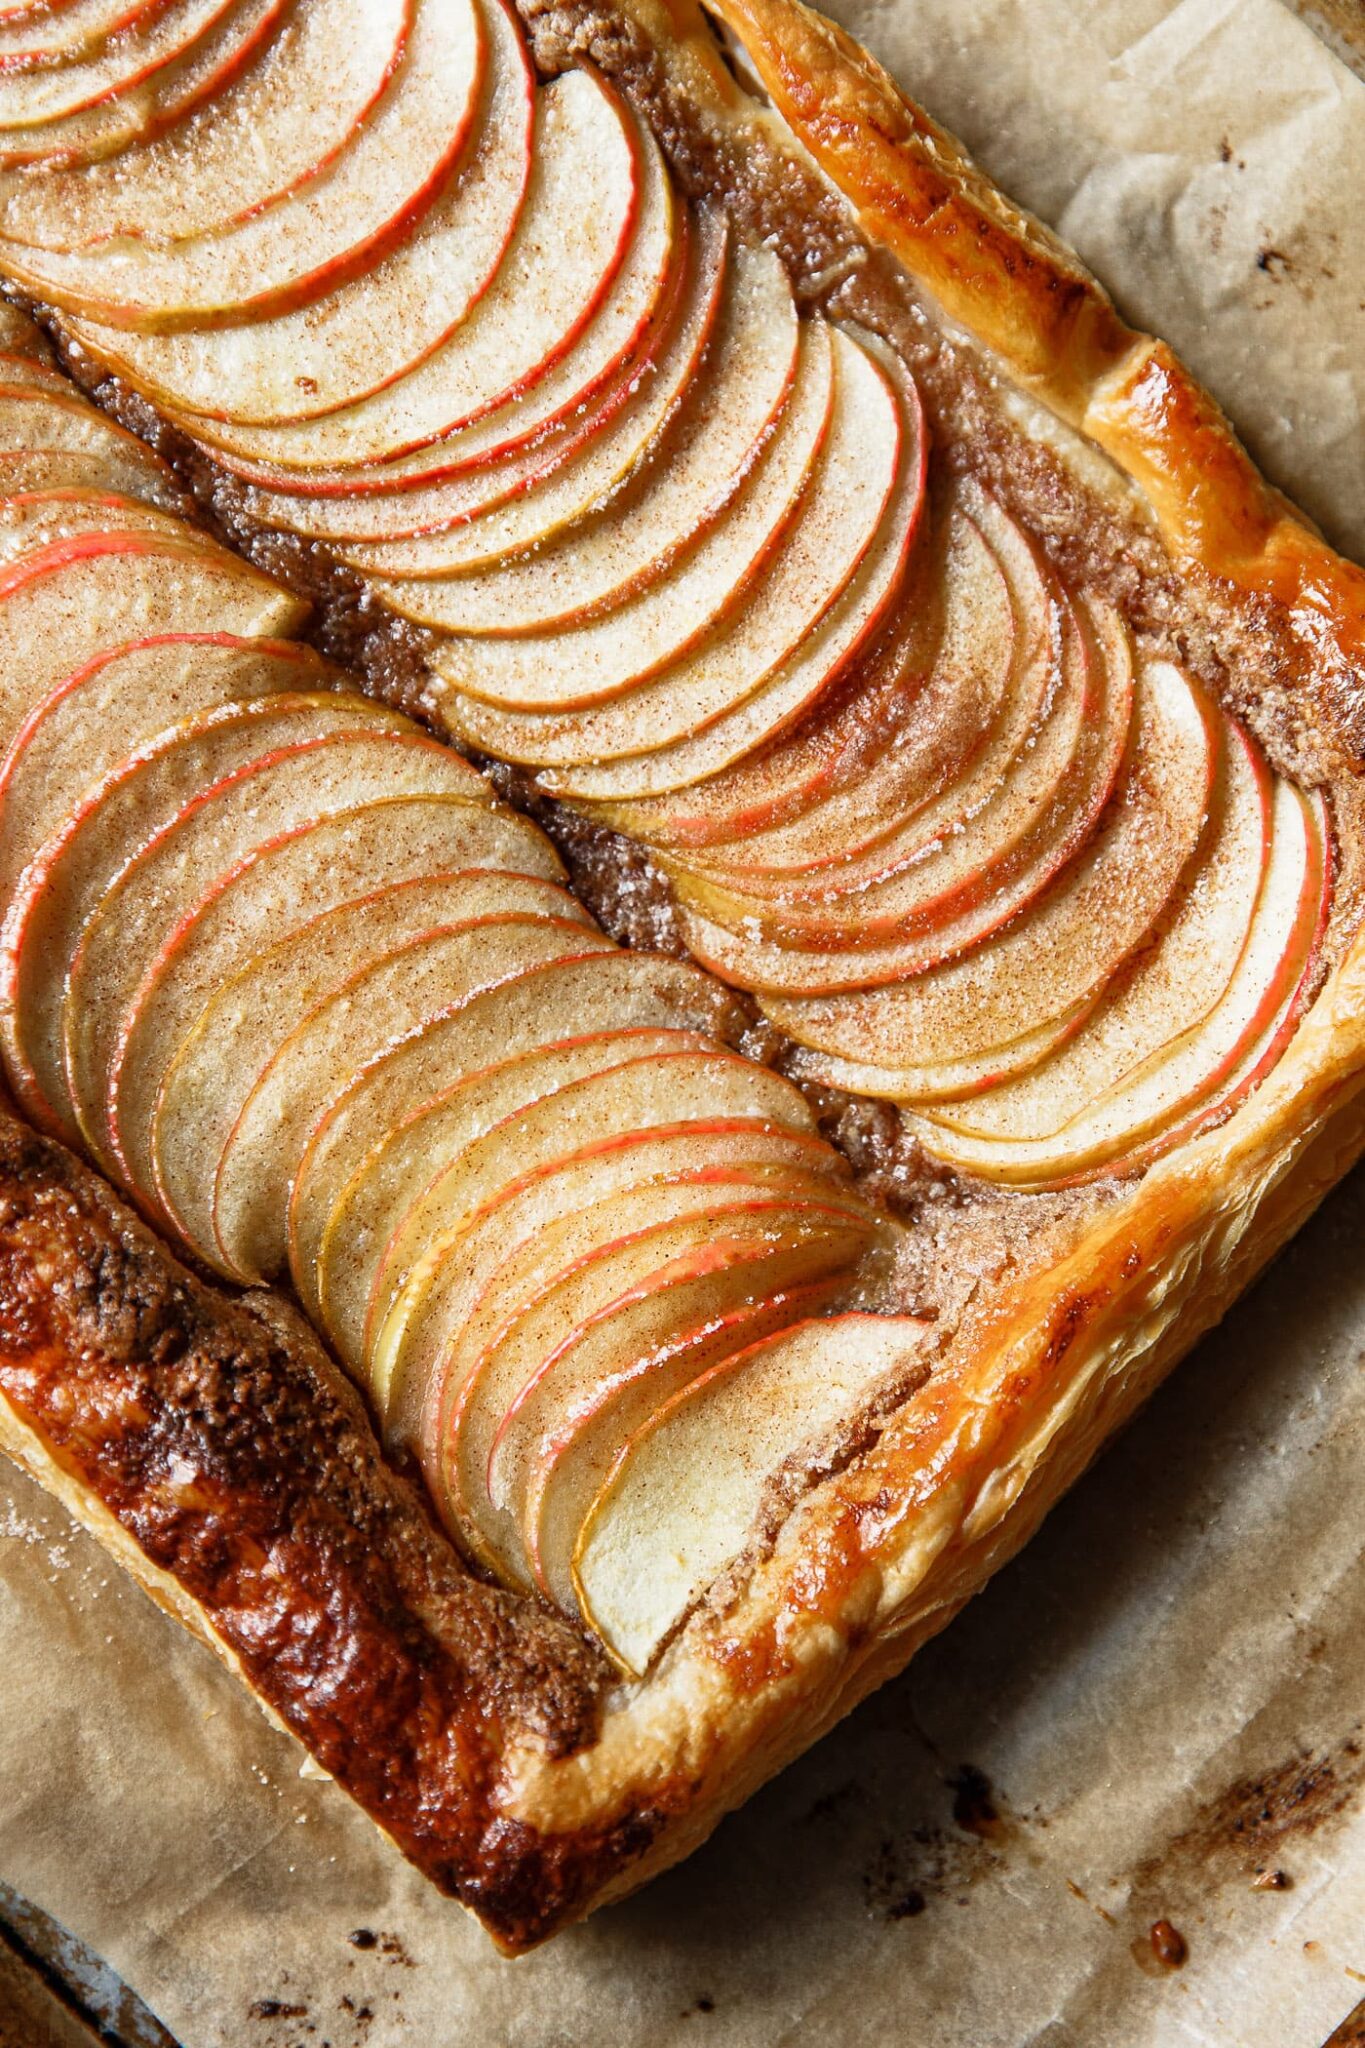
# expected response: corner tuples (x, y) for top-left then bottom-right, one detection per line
(0, 0), (1362, 1953)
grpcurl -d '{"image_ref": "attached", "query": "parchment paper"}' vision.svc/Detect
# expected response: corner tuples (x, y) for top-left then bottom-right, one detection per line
(4, 4), (1365, 2043)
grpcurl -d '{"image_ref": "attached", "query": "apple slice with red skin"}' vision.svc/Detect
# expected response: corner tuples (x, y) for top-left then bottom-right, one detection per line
(0, 0), (243, 133)
(0, 485), (201, 565)
(362, 235), (801, 634)
(491, 1179), (863, 1556)
(674, 600), (1134, 986)
(923, 712), (1273, 1140)
(0, 0), (484, 331)
(287, 945), (731, 1317)
(313, 1031), (732, 1376)
(1068, 791), (1331, 1190)
(60, 716), (496, 1164)
(674, 582), (1090, 933)
(0, 446), (186, 511)
(0, 0), (410, 251)
(211, 911), (615, 1282)
(0, 701), (434, 1143)
(535, 1299), (926, 1620)
(0, 0), (292, 170)
(523, 1279), (852, 1607)
(60, 705), (454, 1160)
(110, 813), (566, 1208)
(912, 775), (1327, 1184)
(593, 514), (956, 853)
(408, 1127), (848, 1404)
(331, 213), (718, 566)
(366, 1045), (823, 1418)
(0, 631), (334, 898)
(0, 0), (175, 78)
(460, 1198), (873, 1582)
(679, 489), (1044, 880)
(456, 334), (924, 791)
(0, 382), (184, 500)
(787, 994), (1103, 1105)
(152, 833), (588, 1262)
(349, 1115), (848, 1417)
(0, 522), (305, 778)
(762, 659), (1218, 1068)
(231, 208), (713, 547)
(573, 1312), (929, 1672)
(192, 67), (657, 469)
(431, 323), (875, 724)
(113, 872), (588, 1239)
(69, 0), (534, 423)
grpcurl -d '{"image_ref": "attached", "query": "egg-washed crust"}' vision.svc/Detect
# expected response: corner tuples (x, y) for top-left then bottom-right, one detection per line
(3, 0), (1365, 1955)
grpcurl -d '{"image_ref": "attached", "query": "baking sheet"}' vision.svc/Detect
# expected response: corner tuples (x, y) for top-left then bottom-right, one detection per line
(3, 2), (1365, 2042)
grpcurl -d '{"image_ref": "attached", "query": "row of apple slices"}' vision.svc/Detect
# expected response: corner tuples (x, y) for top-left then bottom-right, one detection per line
(0, 0), (1322, 1190)
(0, 0), (930, 807)
(0, 334), (924, 1671)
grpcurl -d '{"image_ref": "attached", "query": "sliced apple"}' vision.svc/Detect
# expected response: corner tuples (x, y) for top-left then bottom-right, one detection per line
(229, 210), (710, 552)
(287, 946), (731, 1319)
(407, 1129), (848, 1443)
(573, 1312), (929, 1673)
(444, 334), (924, 790)
(153, 839), (596, 1264)
(0, 444), (186, 511)
(923, 714), (1272, 1138)
(67, 0), (534, 423)
(315, 1031), (729, 1376)
(0, 0), (484, 331)
(0, 0), (410, 252)
(674, 599), (1134, 987)
(0, 381), (184, 500)
(458, 1199), (873, 1581)
(426, 319), (838, 715)
(211, 912), (615, 1282)
(912, 774), (1327, 1184)
(0, 0), (292, 170)
(334, 1091), (844, 1403)
(191, 67), (657, 468)
(0, 0), (242, 133)
(0, 528), (306, 766)
(0, 0), (167, 77)
(328, 214), (718, 566)
(111, 813), (564, 1206)
(361, 235), (799, 633)
(681, 488), (1046, 880)
(0, 702), (445, 1143)
(594, 514), (956, 853)
(0, 630), (335, 896)
(366, 1046), (822, 1425)
(0, 485), (195, 564)
(762, 659), (1217, 1068)
(788, 995), (1102, 1104)
(60, 712), (487, 1167)
(116, 869), (586, 1225)
(438, 1154), (861, 1480)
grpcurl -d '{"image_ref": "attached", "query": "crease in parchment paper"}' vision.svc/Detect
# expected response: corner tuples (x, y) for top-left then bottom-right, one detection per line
(2, 3), (1364, 2044)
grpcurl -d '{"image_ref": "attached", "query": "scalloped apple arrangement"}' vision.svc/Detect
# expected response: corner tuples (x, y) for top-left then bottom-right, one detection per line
(0, 0), (1331, 1192)
(0, 304), (938, 1674)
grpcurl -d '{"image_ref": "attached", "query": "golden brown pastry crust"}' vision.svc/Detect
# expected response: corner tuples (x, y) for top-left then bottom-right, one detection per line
(3, 0), (1365, 1952)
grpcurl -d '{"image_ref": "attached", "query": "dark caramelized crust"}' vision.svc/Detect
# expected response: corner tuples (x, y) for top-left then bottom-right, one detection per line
(0, 1102), (689, 1951)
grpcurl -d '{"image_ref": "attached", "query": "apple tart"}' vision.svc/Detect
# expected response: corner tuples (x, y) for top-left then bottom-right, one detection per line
(0, 0), (1362, 1954)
